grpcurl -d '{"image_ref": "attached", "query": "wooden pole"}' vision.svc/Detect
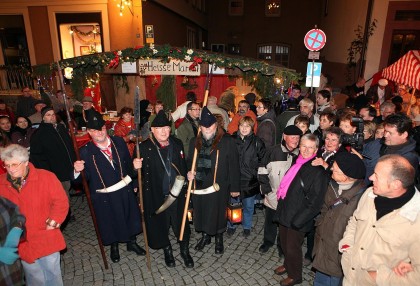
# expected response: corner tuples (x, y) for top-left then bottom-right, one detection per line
(406, 87), (417, 116)
(134, 86), (151, 271)
(56, 62), (109, 269)
(179, 66), (213, 241)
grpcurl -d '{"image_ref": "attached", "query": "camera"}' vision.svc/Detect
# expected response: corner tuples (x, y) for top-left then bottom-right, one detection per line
(341, 117), (364, 151)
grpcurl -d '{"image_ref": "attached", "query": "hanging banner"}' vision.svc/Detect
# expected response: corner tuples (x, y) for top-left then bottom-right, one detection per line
(138, 59), (200, 76)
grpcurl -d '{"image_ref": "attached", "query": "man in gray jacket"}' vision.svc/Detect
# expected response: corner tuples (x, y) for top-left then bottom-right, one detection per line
(258, 125), (302, 256)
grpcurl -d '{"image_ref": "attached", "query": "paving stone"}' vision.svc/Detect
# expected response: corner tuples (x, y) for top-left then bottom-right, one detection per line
(62, 195), (315, 285)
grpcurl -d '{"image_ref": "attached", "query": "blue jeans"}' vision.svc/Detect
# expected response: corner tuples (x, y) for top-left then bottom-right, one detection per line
(314, 271), (342, 286)
(21, 252), (63, 286)
(227, 195), (255, 230)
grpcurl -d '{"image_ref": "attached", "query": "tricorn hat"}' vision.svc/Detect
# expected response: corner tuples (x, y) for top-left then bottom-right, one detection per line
(199, 106), (217, 127)
(86, 111), (105, 130)
(151, 110), (171, 127)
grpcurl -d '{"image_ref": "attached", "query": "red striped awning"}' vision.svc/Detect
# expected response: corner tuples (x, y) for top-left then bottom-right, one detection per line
(382, 50), (420, 90)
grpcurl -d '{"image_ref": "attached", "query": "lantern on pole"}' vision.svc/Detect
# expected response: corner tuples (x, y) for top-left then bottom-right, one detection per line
(227, 202), (242, 224)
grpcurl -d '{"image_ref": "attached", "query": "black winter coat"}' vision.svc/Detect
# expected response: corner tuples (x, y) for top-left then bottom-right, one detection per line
(276, 158), (329, 233)
(77, 136), (141, 245)
(138, 136), (190, 249)
(30, 122), (76, 181)
(233, 132), (266, 198)
(188, 133), (240, 235)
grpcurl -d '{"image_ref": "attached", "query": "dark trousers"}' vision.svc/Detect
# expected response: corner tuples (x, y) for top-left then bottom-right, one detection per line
(263, 207), (281, 248)
(279, 224), (305, 280)
(165, 199), (191, 245)
(305, 225), (315, 260)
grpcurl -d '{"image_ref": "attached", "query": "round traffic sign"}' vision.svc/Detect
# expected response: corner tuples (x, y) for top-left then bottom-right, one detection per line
(304, 29), (327, 51)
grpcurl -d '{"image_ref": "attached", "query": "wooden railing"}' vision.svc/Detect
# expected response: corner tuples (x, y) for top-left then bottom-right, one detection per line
(0, 65), (34, 91)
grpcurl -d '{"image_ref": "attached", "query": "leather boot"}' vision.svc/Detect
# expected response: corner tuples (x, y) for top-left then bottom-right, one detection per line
(194, 233), (211, 251)
(179, 241), (194, 268)
(215, 233), (224, 254)
(163, 245), (176, 267)
(110, 243), (120, 263)
(127, 239), (146, 256)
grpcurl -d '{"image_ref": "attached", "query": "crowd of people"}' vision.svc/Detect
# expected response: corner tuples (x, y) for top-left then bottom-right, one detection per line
(0, 80), (419, 286)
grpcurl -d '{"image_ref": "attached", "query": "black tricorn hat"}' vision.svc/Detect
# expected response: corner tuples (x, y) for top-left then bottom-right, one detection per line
(199, 106), (217, 128)
(151, 110), (171, 127)
(86, 111), (105, 131)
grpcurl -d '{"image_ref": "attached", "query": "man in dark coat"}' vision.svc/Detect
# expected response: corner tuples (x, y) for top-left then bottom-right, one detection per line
(312, 152), (366, 286)
(73, 113), (145, 263)
(16, 87), (37, 117)
(74, 96), (97, 129)
(258, 125), (302, 255)
(274, 134), (330, 286)
(30, 107), (76, 196)
(187, 107), (240, 255)
(133, 110), (194, 268)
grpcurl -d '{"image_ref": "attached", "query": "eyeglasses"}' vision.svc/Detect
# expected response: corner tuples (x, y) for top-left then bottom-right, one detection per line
(300, 145), (316, 150)
(190, 108), (201, 111)
(256, 106), (265, 109)
(3, 162), (23, 169)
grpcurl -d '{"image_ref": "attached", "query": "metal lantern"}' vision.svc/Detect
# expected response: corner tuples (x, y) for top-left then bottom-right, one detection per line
(227, 202), (242, 224)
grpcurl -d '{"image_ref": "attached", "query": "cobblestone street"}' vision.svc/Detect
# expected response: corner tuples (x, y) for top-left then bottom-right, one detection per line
(61, 195), (315, 285)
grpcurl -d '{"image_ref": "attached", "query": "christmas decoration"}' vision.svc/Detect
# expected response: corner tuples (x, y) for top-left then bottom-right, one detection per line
(31, 44), (301, 99)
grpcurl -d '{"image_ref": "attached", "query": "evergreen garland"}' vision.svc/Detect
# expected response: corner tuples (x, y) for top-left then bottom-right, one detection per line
(156, 75), (176, 111)
(30, 44), (301, 99)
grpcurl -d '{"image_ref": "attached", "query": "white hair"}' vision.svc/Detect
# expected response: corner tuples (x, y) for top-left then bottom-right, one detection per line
(0, 144), (29, 162)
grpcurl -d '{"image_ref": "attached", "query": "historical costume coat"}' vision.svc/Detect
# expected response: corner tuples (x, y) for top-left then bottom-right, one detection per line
(188, 131), (240, 235)
(78, 136), (141, 245)
(138, 135), (190, 249)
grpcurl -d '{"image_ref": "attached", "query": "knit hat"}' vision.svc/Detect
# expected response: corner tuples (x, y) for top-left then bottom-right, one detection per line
(41, 106), (53, 119)
(334, 152), (366, 179)
(86, 111), (105, 130)
(151, 110), (171, 127)
(82, 96), (93, 103)
(283, 125), (303, 136)
(199, 106), (217, 127)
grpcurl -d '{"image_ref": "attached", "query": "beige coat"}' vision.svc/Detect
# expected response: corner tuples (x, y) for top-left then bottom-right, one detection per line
(339, 187), (420, 286)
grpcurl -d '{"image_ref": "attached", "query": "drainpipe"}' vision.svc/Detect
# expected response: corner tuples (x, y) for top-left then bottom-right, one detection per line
(359, 0), (374, 78)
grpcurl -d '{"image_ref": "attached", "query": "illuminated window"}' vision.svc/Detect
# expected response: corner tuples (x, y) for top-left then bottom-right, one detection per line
(265, 0), (281, 17)
(258, 44), (290, 67)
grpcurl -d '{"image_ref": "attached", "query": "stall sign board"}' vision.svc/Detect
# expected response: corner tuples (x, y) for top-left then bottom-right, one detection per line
(138, 59), (200, 75)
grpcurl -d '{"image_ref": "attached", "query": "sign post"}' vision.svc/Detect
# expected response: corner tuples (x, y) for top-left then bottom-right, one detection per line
(304, 27), (326, 93)
(145, 25), (154, 44)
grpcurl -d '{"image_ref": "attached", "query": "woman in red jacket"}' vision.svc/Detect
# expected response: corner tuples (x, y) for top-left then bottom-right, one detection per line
(114, 107), (136, 156)
(0, 144), (69, 286)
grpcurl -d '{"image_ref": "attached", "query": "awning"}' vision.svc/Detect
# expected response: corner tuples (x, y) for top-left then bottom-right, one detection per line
(382, 50), (420, 90)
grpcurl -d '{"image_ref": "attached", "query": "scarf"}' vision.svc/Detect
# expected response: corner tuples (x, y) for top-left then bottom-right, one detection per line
(93, 136), (113, 161)
(374, 185), (415, 220)
(277, 154), (316, 200)
(7, 168), (30, 193)
(195, 136), (214, 185)
(185, 113), (199, 136)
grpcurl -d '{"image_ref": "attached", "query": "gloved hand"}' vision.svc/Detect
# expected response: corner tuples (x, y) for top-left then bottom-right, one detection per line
(4, 227), (23, 248)
(0, 246), (19, 265)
